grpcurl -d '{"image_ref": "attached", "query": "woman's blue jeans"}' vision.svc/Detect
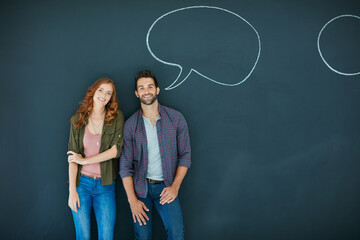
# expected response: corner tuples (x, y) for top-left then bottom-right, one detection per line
(134, 182), (184, 240)
(71, 175), (116, 240)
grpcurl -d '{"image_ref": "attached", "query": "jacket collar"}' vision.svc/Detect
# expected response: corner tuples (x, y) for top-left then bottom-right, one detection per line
(85, 110), (115, 134)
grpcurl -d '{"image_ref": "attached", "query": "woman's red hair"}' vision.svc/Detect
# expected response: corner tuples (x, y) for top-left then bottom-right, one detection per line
(71, 77), (118, 129)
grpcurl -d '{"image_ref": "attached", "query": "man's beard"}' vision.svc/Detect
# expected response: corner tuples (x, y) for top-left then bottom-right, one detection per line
(139, 93), (158, 105)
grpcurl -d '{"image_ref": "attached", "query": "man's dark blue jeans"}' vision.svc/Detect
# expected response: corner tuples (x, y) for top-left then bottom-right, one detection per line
(134, 182), (184, 240)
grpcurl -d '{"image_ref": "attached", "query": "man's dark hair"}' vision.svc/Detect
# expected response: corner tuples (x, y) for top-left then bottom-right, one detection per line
(135, 70), (158, 90)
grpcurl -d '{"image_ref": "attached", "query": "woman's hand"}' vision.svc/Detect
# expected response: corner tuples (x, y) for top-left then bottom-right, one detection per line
(68, 190), (80, 213)
(67, 151), (86, 165)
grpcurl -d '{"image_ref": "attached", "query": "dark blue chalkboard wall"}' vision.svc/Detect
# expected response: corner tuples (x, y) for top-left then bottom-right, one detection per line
(1, 0), (360, 239)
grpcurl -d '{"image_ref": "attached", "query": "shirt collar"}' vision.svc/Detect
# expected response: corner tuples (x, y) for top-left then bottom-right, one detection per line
(139, 102), (163, 119)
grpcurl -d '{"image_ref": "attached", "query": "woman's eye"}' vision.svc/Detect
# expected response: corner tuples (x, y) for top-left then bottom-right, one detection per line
(107, 92), (112, 96)
(98, 89), (102, 92)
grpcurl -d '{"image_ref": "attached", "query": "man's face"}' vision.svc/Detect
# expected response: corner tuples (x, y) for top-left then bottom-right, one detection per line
(135, 77), (160, 105)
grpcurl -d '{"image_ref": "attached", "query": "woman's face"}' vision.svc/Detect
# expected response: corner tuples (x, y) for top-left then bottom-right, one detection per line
(93, 83), (113, 107)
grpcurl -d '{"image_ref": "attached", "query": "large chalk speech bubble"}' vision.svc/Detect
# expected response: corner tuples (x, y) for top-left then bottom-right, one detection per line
(317, 14), (360, 76)
(146, 6), (261, 90)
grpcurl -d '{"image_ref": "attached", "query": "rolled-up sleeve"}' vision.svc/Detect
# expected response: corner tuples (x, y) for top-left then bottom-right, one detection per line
(68, 120), (80, 155)
(176, 113), (191, 168)
(111, 111), (124, 159)
(119, 122), (134, 178)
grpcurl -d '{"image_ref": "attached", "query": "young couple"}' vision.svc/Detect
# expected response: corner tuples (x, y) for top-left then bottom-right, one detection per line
(67, 70), (191, 240)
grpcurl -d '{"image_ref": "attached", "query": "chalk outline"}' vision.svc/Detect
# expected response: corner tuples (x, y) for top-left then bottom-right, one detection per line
(317, 14), (360, 76)
(146, 6), (261, 90)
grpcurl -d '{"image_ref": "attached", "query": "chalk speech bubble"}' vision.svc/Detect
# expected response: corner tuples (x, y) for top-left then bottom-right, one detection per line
(146, 6), (261, 90)
(317, 14), (360, 76)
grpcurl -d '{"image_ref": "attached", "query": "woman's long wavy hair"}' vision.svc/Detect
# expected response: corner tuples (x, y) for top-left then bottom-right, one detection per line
(70, 77), (118, 129)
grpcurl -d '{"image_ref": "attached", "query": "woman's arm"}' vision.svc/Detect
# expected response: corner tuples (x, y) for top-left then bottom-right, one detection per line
(68, 162), (80, 212)
(67, 111), (124, 165)
(67, 118), (81, 212)
(67, 145), (117, 165)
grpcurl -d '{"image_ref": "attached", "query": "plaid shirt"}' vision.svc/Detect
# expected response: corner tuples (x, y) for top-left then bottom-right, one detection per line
(120, 104), (191, 198)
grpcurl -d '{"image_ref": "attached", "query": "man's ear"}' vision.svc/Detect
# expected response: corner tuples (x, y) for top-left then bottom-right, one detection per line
(135, 90), (139, 98)
(157, 87), (160, 95)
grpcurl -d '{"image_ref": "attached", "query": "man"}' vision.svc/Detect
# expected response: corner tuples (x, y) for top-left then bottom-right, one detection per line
(120, 70), (191, 240)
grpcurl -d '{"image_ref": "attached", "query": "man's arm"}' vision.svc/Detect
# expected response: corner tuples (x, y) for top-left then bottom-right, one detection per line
(160, 166), (188, 205)
(176, 113), (191, 168)
(160, 112), (192, 204)
(122, 176), (149, 226)
(120, 122), (149, 225)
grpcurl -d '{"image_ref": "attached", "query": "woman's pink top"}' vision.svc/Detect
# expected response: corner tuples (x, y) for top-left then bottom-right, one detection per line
(81, 125), (101, 178)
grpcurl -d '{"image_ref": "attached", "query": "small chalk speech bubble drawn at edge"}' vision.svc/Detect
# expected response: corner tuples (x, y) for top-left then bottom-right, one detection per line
(146, 5), (262, 90)
(317, 14), (360, 76)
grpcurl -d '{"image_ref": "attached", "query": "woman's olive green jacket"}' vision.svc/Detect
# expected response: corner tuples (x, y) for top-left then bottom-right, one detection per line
(68, 110), (124, 186)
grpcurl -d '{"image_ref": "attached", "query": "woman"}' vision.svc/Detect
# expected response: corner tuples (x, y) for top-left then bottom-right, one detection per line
(67, 77), (124, 240)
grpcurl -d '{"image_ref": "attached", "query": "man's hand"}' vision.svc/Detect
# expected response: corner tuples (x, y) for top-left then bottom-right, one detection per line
(129, 199), (149, 226)
(160, 185), (179, 205)
(67, 151), (86, 165)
